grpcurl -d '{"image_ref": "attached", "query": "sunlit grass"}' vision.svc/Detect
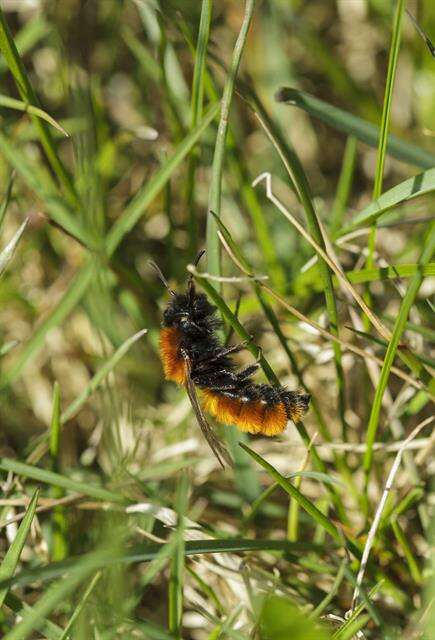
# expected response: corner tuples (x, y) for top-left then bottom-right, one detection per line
(0, 1), (434, 638)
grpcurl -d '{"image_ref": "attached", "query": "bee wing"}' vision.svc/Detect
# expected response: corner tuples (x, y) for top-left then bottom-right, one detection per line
(183, 355), (233, 469)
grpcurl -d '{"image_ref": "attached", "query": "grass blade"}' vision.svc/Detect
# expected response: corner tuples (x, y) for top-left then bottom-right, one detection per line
(61, 328), (147, 423)
(58, 571), (102, 640)
(0, 8), (77, 206)
(0, 93), (68, 136)
(0, 170), (14, 229)
(251, 100), (348, 439)
(0, 458), (126, 504)
(330, 135), (357, 235)
(363, 222), (435, 483)
(168, 474), (189, 636)
(0, 260), (95, 389)
(275, 87), (435, 169)
(106, 102), (219, 255)
(239, 443), (345, 546)
(206, 0), (255, 281)
(339, 167), (435, 236)
(186, 0), (212, 256)
(0, 219), (27, 277)
(367, 0), (406, 287)
(2, 563), (96, 640)
(0, 489), (39, 607)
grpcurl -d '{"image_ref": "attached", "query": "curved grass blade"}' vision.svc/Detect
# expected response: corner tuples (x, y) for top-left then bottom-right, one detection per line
(0, 93), (68, 135)
(0, 489), (39, 607)
(275, 87), (435, 169)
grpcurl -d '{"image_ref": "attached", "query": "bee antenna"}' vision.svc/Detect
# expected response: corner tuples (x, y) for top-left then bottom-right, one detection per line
(194, 249), (206, 267)
(148, 260), (176, 296)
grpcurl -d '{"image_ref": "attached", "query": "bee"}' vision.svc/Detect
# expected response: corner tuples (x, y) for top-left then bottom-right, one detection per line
(151, 253), (310, 467)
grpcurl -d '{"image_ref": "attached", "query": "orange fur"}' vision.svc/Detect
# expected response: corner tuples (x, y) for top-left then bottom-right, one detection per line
(159, 327), (186, 385)
(201, 390), (288, 436)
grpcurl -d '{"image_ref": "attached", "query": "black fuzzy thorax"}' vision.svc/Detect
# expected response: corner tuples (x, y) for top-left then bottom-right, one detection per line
(163, 287), (310, 417)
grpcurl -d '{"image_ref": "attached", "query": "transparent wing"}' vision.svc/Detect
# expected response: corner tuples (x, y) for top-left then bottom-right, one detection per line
(183, 355), (233, 469)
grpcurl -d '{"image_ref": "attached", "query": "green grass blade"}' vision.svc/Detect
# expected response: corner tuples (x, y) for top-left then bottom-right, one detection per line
(61, 328), (147, 423)
(0, 458), (126, 504)
(253, 100), (348, 440)
(373, 0), (405, 201)
(49, 382), (61, 463)
(49, 382), (68, 562)
(0, 539), (324, 591)
(0, 260), (95, 389)
(58, 571), (102, 640)
(106, 102), (218, 256)
(367, 0), (406, 281)
(391, 517), (422, 584)
(185, 0), (212, 256)
(342, 263), (435, 285)
(0, 489), (39, 607)
(330, 135), (357, 235)
(0, 93), (68, 135)
(0, 170), (14, 229)
(4, 592), (62, 639)
(206, 0), (255, 281)
(0, 14), (48, 73)
(332, 614), (370, 640)
(0, 8), (78, 206)
(2, 563), (96, 640)
(168, 474), (188, 637)
(339, 167), (435, 236)
(275, 87), (435, 169)
(239, 443), (343, 545)
(0, 219), (27, 277)
(363, 221), (435, 484)
(0, 131), (94, 249)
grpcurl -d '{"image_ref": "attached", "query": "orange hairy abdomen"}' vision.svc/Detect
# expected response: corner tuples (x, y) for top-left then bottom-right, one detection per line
(202, 390), (289, 436)
(159, 327), (186, 385)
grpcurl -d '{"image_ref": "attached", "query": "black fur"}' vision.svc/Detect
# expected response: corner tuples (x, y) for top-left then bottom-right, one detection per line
(163, 285), (310, 417)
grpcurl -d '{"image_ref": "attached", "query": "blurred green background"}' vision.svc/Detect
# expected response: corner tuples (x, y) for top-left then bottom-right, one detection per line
(0, 1), (434, 638)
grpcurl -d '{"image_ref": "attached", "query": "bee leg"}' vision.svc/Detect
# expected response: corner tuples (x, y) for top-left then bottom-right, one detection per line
(237, 364), (259, 380)
(195, 338), (252, 366)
